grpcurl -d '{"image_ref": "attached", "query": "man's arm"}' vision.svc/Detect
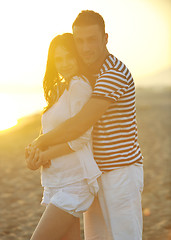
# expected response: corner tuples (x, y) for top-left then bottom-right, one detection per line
(34, 97), (111, 150)
(26, 143), (74, 170)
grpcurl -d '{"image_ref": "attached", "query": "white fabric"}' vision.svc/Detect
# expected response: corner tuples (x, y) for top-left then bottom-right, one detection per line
(41, 76), (101, 195)
(41, 180), (95, 218)
(84, 164), (144, 240)
(67, 78), (93, 151)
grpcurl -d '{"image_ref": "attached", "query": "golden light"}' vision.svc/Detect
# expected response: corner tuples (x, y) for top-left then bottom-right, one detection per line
(0, 94), (18, 131)
(0, 0), (170, 126)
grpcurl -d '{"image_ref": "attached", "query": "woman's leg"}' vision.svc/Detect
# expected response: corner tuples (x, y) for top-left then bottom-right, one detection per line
(31, 203), (77, 240)
(62, 218), (81, 240)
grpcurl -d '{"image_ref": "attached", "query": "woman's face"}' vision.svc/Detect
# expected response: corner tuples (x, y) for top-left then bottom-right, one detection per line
(54, 46), (78, 80)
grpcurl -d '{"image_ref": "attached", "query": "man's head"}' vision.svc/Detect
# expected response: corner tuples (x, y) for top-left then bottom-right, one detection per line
(72, 10), (109, 68)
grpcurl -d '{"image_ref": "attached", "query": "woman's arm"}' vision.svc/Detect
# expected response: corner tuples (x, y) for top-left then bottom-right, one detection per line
(26, 142), (74, 170)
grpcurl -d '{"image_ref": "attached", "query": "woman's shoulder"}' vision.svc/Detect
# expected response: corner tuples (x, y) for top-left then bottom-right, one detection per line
(69, 75), (92, 90)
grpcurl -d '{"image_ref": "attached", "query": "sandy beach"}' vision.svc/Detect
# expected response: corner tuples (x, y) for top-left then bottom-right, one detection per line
(0, 88), (171, 240)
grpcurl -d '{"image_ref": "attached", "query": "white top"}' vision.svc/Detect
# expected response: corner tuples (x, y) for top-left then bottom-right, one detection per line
(41, 76), (101, 195)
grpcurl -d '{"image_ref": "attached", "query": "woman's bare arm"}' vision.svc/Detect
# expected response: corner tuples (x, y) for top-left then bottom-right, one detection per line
(26, 143), (74, 170)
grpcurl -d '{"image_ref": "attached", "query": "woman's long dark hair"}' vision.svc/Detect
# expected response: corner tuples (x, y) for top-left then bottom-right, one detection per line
(43, 33), (78, 113)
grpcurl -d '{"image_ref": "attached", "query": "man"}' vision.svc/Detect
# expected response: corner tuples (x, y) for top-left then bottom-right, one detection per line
(32, 10), (143, 240)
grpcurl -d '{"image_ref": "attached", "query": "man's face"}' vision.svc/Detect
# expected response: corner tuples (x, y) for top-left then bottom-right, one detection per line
(73, 25), (108, 66)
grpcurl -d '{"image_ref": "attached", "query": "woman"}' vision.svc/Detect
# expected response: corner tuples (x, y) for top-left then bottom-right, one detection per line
(26, 33), (101, 240)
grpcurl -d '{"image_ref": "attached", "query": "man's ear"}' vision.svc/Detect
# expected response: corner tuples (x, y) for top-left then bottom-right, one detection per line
(105, 33), (108, 44)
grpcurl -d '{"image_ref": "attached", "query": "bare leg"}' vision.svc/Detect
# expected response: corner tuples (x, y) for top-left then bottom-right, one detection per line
(31, 203), (77, 240)
(62, 218), (81, 240)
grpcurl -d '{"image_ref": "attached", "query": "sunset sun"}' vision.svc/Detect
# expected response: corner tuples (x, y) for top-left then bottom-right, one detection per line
(0, 94), (18, 131)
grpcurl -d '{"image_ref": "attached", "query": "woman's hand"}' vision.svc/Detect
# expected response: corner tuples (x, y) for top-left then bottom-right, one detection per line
(25, 145), (51, 170)
(26, 147), (41, 170)
(25, 144), (32, 158)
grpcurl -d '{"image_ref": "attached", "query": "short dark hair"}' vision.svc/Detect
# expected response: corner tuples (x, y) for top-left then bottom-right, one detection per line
(72, 10), (105, 35)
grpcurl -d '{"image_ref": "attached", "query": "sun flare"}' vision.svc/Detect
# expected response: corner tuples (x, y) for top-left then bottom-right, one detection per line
(0, 94), (18, 131)
(0, 119), (18, 131)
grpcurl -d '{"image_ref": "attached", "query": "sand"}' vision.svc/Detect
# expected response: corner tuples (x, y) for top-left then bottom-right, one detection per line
(0, 88), (171, 240)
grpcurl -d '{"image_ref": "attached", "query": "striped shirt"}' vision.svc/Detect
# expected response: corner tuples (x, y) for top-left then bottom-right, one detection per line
(92, 54), (143, 172)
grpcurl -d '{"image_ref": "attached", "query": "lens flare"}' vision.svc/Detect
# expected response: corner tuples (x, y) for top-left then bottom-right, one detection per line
(0, 94), (18, 131)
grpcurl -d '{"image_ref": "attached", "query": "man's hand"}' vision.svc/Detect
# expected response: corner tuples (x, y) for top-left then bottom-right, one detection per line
(31, 134), (49, 151)
(31, 136), (42, 149)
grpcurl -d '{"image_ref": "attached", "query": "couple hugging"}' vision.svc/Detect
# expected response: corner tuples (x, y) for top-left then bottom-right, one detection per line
(26, 10), (143, 240)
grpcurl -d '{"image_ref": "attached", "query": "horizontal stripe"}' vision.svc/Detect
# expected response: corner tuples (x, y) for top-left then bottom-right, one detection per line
(118, 96), (135, 103)
(93, 142), (137, 152)
(122, 91), (135, 99)
(94, 146), (138, 156)
(93, 123), (137, 135)
(100, 112), (136, 121)
(105, 104), (135, 113)
(93, 132), (136, 144)
(97, 158), (143, 171)
(93, 127), (136, 140)
(92, 54), (143, 171)
(95, 77), (127, 89)
(101, 110), (135, 118)
(94, 144), (140, 156)
(95, 150), (142, 164)
(93, 141), (137, 152)
(92, 94), (135, 108)
(94, 122), (136, 133)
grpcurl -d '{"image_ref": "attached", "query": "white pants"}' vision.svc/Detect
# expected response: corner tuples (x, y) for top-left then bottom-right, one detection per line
(84, 164), (144, 240)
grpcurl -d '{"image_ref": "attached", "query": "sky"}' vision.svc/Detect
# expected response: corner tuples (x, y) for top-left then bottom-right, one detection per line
(0, 0), (171, 130)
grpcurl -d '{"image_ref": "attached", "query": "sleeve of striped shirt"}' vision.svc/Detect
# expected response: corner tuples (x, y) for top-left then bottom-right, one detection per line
(92, 69), (129, 102)
(67, 77), (93, 151)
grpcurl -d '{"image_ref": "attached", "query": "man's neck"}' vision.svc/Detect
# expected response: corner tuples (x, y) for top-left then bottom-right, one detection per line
(87, 50), (110, 74)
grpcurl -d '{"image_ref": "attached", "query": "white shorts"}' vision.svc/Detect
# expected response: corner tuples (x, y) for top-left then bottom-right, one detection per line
(41, 180), (95, 218)
(84, 164), (144, 240)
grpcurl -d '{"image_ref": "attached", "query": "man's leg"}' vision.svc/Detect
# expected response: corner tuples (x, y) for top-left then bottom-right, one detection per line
(98, 164), (144, 240)
(83, 196), (113, 240)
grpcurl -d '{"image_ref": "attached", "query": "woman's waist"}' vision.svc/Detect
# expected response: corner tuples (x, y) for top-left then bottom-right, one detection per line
(41, 165), (85, 188)
(42, 153), (80, 172)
